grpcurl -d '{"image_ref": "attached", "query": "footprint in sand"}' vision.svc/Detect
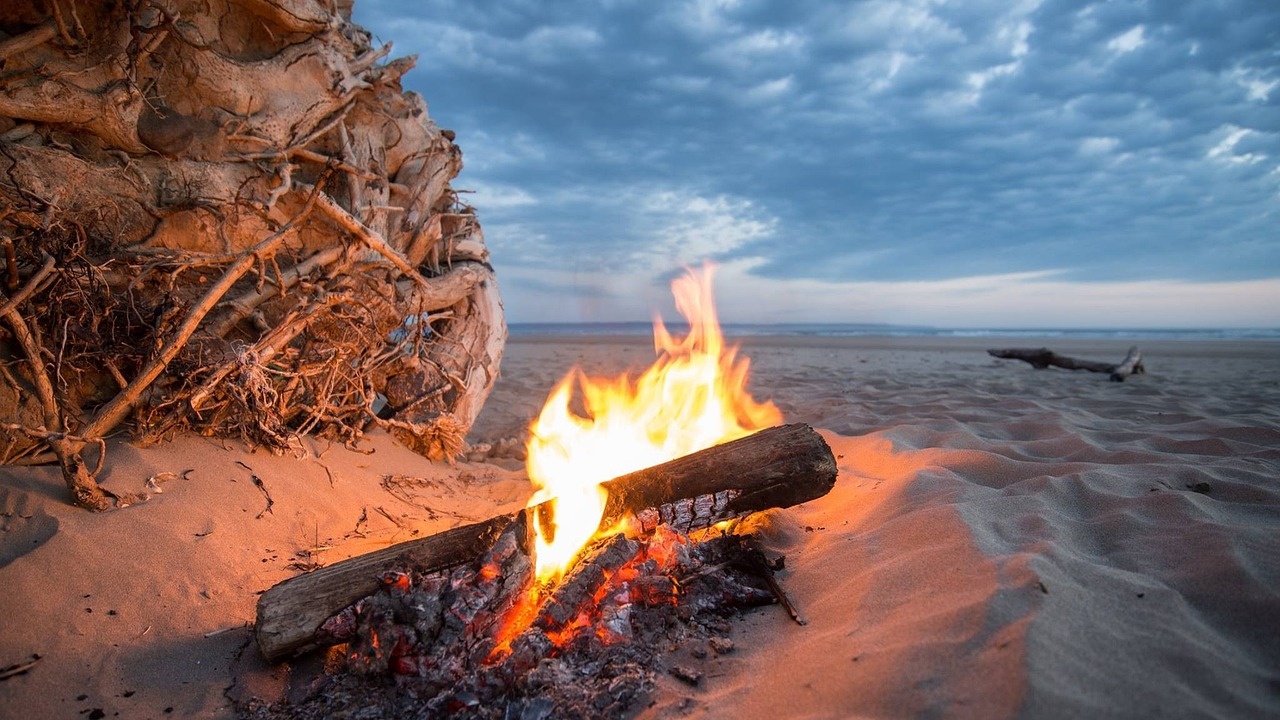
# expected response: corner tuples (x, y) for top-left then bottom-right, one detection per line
(0, 491), (59, 570)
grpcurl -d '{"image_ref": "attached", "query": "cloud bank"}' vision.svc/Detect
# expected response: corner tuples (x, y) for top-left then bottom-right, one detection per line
(355, 0), (1280, 327)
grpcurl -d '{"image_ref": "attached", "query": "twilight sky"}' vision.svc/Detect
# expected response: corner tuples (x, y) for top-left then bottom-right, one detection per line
(353, 0), (1279, 328)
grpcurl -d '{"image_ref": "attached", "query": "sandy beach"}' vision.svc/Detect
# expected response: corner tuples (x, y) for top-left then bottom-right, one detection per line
(3, 333), (1279, 718)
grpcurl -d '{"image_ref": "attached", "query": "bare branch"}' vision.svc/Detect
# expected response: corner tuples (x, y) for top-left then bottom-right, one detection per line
(80, 181), (328, 441)
(0, 20), (58, 63)
(0, 253), (55, 317)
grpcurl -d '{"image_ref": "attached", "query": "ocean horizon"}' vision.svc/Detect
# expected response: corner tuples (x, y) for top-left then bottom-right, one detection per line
(507, 322), (1280, 341)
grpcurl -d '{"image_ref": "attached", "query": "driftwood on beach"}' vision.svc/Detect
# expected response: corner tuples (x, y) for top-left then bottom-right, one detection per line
(988, 346), (1145, 381)
(254, 423), (838, 662)
(0, 1), (504, 509)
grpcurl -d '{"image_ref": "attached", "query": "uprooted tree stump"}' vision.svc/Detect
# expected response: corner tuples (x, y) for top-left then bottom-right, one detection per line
(988, 346), (1145, 381)
(0, 1), (505, 509)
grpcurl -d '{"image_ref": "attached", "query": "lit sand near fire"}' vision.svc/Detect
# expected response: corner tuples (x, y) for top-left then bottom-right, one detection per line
(3, 335), (1279, 718)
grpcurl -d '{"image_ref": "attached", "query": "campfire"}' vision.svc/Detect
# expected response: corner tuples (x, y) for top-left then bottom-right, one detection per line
(523, 266), (783, 585)
(252, 267), (837, 718)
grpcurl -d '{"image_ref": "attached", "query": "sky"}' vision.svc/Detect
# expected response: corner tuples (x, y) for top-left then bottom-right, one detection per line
(352, 0), (1280, 328)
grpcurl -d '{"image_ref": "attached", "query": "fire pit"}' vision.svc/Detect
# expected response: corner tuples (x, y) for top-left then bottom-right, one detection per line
(261, 523), (785, 718)
(249, 267), (838, 718)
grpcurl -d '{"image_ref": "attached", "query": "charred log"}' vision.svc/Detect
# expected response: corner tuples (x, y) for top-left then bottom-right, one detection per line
(988, 345), (1145, 381)
(254, 422), (837, 662)
(251, 520), (783, 719)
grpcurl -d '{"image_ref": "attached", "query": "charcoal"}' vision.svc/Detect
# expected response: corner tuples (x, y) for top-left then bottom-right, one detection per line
(242, 525), (788, 720)
(709, 636), (735, 655)
(535, 534), (637, 633)
(669, 664), (703, 686)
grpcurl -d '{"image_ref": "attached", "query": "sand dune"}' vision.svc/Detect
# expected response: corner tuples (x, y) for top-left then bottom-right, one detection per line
(3, 335), (1278, 718)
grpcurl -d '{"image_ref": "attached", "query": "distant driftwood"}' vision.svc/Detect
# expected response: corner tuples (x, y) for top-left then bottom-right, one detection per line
(987, 346), (1145, 382)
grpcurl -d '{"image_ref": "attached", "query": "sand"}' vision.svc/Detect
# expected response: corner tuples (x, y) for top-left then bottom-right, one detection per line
(3, 334), (1279, 718)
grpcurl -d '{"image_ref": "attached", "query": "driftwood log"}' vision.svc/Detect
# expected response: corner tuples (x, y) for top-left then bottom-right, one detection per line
(0, 2), (504, 508)
(255, 422), (838, 662)
(988, 346), (1145, 382)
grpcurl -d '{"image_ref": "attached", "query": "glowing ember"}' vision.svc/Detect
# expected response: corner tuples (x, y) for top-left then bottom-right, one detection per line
(525, 264), (782, 583)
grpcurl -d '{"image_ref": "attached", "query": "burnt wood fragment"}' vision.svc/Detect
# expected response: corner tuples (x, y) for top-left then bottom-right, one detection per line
(536, 534), (639, 634)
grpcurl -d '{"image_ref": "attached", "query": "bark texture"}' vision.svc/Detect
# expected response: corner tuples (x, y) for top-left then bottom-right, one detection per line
(0, 1), (505, 506)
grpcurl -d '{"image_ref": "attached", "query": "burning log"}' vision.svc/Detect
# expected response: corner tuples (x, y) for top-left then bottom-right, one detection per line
(261, 521), (781, 718)
(988, 345), (1145, 381)
(255, 422), (837, 662)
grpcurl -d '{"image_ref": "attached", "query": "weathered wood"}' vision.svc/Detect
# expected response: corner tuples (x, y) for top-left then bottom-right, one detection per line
(988, 345), (1145, 382)
(596, 423), (838, 530)
(254, 422), (837, 662)
(256, 515), (518, 664)
(1109, 346), (1145, 381)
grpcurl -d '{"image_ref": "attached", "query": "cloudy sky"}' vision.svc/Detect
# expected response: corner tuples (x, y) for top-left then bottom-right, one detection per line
(353, 0), (1279, 328)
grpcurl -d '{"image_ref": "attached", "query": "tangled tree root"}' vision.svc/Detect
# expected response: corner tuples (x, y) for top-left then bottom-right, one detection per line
(0, 1), (505, 509)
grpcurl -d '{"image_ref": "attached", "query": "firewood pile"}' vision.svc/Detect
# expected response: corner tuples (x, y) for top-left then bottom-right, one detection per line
(245, 423), (838, 719)
(0, 1), (504, 509)
(248, 518), (783, 719)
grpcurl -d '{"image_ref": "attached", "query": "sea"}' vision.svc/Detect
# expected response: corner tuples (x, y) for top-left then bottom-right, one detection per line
(507, 323), (1280, 342)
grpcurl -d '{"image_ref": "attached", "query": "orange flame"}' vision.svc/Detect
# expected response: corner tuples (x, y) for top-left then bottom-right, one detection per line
(525, 264), (781, 583)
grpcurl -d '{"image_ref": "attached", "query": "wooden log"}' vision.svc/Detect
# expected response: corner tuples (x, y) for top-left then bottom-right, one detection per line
(254, 422), (837, 662)
(1108, 346), (1145, 381)
(987, 345), (1145, 382)
(535, 534), (640, 634)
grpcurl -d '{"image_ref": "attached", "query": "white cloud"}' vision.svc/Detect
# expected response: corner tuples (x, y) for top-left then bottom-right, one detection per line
(825, 51), (912, 94)
(669, 0), (744, 37)
(1244, 78), (1279, 102)
(924, 84), (983, 114)
(730, 28), (806, 54)
(1079, 136), (1120, 156)
(1004, 19), (1034, 58)
(372, 20), (600, 74)
(453, 130), (548, 175)
(479, 184), (779, 287)
(835, 1), (1036, 111)
(967, 61), (1020, 93)
(1228, 67), (1279, 102)
(1106, 25), (1146, 55)
(838, 0), (965, 50)
(1206, 125), (1267, 165)
(705, 29), (808, 71)
(520, 25), (603, 61)
(403, 21), (506, 74)
(640, 192), (777, 267)
(480, 221), (555, 265)
(740, 75), (795, 104)
(706, 260), (1280, 328)
(468, 181), (536, 209)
